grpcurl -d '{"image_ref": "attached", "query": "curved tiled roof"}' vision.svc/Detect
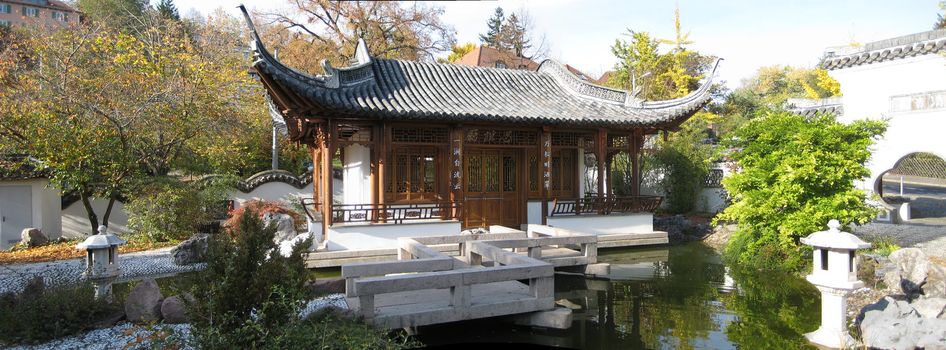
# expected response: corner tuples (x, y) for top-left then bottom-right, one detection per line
(785, 97), (844, 117)
(239, 6), (720, 130)
(821, 29), (946, 71)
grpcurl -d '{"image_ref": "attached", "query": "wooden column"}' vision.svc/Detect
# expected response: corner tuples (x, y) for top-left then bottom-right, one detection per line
(540, 128), (552, 224)
(311, 144), (322, 215)
(320, 121), (335, 235)
(372, 124), (384, 222)
(630, 130), (643, 196)
(450, 127), (465, 221)
(596, 129), (607, 197)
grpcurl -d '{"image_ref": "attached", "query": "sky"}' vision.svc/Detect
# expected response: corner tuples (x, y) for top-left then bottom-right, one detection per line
(173, 0), (943, 89)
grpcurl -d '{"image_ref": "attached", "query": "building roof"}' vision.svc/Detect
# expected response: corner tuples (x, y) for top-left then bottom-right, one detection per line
(0, 155), (48, 180)
(454, 45), (540, 71)
(821, 29), (946, 71)
(2, 0), (77, 12)
(785, 97), (844, 117)
(240, 6), (719, 130)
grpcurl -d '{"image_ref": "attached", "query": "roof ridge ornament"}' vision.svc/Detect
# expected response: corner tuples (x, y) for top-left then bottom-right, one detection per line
(538, 59), (632, 106)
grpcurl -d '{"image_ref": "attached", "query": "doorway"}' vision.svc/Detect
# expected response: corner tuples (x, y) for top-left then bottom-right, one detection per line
(0, 185), (32, 250)
(463, 149), (522, 228)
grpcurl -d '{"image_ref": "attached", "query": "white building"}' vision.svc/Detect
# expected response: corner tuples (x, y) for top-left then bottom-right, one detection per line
(820, 29), (946, 196)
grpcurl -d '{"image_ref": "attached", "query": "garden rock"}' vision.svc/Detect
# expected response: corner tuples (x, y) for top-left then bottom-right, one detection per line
(912, 297), (946, 319)
(264, 213), (297, 243)
(170, 234), (209, 266)
(859, 296), (946, 350)
(125, 278), (163, 323)
(928, 263), (946, 299)
(20, 228), (48, 247)
(160, 294), (191, 324)
(888, 248), (930, 299)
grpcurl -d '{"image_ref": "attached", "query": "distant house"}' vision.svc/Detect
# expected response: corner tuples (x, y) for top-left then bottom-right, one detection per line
(454, 45), (540, 70)
(0, 0), (79, 28)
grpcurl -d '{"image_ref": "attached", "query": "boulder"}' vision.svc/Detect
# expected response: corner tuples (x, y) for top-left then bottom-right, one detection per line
(125, 278), (164, 323)
(859, 296), (946, 350)
(170, 234), (209, 266)
(160, 294), (192, 324)
(888, 248), (930, 299)
(19, 228), (47, 247)
(927, 263), (946, 299)
(912, 297), (946, 319)
(263, 213), (297, 244)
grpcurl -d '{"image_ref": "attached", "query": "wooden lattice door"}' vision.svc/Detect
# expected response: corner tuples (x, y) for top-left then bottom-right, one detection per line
(464, 149), (521, 229)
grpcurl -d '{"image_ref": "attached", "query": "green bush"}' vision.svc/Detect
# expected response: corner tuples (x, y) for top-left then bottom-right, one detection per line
(867, 236), (900, 257)
(715, 110), (886, 271)
(126, 178), (232, 242)
(0, 282), (119, 345)
(643, 112), (715, 214)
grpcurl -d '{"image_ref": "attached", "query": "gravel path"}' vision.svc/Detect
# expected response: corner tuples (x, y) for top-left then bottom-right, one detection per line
(7, 294), (349, 350)
(851, 221), (946, 258)
(0, 248), (204, 294)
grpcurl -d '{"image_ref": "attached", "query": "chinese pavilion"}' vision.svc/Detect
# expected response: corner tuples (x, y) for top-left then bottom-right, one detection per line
(240, 8), (720, 251)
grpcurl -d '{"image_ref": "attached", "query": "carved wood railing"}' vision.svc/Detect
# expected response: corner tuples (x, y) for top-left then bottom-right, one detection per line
(549, 195), (662, 216)
(301, 198), (461, 224)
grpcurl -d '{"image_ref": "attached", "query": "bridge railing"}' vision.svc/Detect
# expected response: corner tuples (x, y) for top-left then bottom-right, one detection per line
(341, 237), (555, 328)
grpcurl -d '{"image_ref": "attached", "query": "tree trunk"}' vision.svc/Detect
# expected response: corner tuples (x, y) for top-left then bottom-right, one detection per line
(80, 192), (99, 235)
(102, 193), (117, 231)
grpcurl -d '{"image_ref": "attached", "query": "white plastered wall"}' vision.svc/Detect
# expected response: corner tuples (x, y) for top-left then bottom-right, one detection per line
(829, 54), (946, 192)
(62, 198), (128, 238)
(547, 213), (654, 235)
(0, 179), (61, 244)
(325, 220), (462, 251)
(229, 182), (313, 208)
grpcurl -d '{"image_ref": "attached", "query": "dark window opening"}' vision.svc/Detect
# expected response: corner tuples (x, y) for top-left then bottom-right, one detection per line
(820, 249), (829, 270)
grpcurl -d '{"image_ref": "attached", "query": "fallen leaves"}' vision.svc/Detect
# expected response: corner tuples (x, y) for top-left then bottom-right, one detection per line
(0, 236), (179, 265)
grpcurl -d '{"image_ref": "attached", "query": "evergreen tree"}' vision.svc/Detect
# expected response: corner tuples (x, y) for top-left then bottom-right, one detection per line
(936, 1), (946, 29)
(76, 0), (148, 30)
(156, 0), (180, 21)
(500, 13), (529, 56)
(479, 7), (505, 49)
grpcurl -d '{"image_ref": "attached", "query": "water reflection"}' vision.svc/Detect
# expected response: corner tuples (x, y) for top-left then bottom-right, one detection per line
(418, 243), (821, 349)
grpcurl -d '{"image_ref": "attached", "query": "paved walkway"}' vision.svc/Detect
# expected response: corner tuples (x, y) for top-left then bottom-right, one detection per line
(852, 221), (946, 258)
(0, 248), (203, 295)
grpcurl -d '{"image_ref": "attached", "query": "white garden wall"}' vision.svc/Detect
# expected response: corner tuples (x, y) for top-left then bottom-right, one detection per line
(547, 213), (654, 235)
(325, 220), (462, 251)
(62, 198), (128, 238)
(0, 179), (61, 249)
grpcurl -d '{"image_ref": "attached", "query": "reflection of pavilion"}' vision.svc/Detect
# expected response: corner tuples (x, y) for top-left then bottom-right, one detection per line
(239, 7), (721, 254)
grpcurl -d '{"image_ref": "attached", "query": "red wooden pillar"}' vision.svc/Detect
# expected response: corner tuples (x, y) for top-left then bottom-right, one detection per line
(540, 128), (552, 225)
(449, 126), (465, 222)
(320, 121), (335, 236)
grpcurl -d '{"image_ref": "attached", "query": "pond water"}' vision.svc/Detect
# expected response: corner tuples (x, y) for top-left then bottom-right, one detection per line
(416, 243), (823, 349)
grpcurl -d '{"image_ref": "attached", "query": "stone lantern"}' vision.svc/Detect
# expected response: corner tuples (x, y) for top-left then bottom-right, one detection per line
(76, 225), (126, 299)
(799, 219), (871, 349)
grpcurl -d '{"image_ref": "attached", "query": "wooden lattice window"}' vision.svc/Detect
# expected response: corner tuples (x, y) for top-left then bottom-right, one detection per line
(527, 149), (539, 197)
(386, 146), (441, 201)
(465, 128), (538, 146)
(551, 132), (593, 149)
(391, 126), (448, 144)
(608, 134), (629, 149)
(550, 149), (577, 198)
(336, 124), (372, 143)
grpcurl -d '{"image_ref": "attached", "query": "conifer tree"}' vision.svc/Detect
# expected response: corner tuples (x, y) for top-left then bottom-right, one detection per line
(479, 7), (505, 49)
(936, 1), (946, 29)
(156, 0), (180, 21)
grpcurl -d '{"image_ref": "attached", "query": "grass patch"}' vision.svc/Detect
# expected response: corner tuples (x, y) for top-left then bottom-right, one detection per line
(0, 234), (180, 265)
(866, 236), (900, 257)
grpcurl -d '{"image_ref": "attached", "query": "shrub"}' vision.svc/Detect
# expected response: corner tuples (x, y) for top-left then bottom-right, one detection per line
(126, 178), (232, 242)
(186, 207), (310, 349)
(224, 199), (305, 233)
(715, 110), (886, 271)
(642, 112), (715, 214)
(867, 236), (900, 257)
(0, 282), (119, 345)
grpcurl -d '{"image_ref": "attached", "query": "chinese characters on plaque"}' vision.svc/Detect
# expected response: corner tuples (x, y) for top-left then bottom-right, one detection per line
(543, 137), (552, 190)
(452, 138), (462, 191)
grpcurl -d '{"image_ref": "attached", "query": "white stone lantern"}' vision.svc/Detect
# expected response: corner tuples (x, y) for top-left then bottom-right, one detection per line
(76, 225), (126, 299)
(799, 219), (871, 349)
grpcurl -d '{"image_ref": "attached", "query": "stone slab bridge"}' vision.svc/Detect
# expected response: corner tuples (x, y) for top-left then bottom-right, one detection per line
(341, 225), (606, 329)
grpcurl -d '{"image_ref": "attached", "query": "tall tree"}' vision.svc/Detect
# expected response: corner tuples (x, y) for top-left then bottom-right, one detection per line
(156, 0), (180, 21)
(479, 7), (505, 49)
(76, 0), (149, 31)
(659, 3), (693, 50)
(263, 0), (456, 74)
(936, 1), (946, 29)
(0, 16), (265, 234)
